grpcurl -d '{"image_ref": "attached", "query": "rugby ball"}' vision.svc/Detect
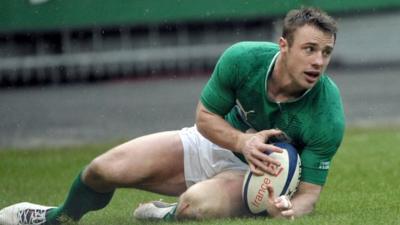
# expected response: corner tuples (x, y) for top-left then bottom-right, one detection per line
(242, 142), (301, 215)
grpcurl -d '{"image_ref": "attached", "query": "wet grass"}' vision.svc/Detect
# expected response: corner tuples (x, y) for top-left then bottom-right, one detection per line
(1, 127), (399, 225)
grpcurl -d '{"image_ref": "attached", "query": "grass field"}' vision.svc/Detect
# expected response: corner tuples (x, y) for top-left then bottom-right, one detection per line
(1, 127), (400, 225)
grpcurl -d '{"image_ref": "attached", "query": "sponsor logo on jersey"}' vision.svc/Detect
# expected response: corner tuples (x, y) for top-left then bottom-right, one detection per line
(235, 99), (255, 121)
(235, 99), (256, 128)
(318, 161), (330, 170)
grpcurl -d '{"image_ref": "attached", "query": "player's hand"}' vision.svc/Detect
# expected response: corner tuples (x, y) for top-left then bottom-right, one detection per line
(265, 185), (295, 220)
(240, 129), (284, 176)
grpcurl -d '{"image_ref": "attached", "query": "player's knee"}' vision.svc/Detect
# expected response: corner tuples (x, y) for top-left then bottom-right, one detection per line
(83, 158), (107, 182)
(83, 155), (114, 185)
(175, 182), (227, 220)
(176, 189), (214, 220)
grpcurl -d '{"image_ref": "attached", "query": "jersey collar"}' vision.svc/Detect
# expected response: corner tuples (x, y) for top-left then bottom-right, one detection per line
(264, 51), (314, 104)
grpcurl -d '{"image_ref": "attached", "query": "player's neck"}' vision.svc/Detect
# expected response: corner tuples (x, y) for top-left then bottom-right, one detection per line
(268, 55), (307, 103)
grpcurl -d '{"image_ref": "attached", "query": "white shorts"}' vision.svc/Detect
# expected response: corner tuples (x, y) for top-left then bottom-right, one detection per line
(179, 126), (248, 187)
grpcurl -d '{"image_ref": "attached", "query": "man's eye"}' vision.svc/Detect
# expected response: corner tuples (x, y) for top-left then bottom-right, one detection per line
(305, 46), (314, 53)
(323, 50), (332, 57)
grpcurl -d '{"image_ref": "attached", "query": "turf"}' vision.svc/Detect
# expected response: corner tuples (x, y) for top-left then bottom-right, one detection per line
(1, 127), (400, 225)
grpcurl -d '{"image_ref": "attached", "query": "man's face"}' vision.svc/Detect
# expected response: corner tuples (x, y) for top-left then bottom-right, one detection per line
(280, 24), (335, 90)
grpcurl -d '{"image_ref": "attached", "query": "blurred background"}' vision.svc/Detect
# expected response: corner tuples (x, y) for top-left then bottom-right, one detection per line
(1, 0), (399, 149)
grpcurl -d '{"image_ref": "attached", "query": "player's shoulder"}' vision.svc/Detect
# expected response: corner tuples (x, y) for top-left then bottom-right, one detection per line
(307, 74), (343, 112)
(227, 41), (279, 50)
(312, 75), (344, 117)
(304, 74), (345, 146)
(318, 74), (341, 96)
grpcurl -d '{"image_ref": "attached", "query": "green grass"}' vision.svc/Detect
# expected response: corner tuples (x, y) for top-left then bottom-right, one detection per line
(1, 127), (400, 225)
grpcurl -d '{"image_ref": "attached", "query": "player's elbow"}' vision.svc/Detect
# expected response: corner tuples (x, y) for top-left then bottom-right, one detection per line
(195, 112), (205, 134)
(195, 103), (213, 134)
(304, 202), (316, 215)
(293, 199), (317, 218)
(195, 120), (205, 136)
(291, 181), (322, 218)
(195, 116), (212, 140)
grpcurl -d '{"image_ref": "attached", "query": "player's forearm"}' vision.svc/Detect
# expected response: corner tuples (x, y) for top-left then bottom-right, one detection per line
(290, 182), (322, 218)
(195, 102), (247, 153)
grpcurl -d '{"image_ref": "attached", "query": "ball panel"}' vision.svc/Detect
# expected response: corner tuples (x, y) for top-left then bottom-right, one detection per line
(242, 171), (269, 216)
(275, 142), (299, 196)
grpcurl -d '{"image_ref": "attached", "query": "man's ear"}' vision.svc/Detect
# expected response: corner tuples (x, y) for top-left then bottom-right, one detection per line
(279, 37), (289, 53)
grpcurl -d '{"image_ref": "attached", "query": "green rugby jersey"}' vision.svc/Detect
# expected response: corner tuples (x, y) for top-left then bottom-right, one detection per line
(200, 41), (345, 185)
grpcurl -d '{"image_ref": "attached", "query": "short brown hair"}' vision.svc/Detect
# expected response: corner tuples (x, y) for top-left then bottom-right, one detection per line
(282, 7), (337, 46)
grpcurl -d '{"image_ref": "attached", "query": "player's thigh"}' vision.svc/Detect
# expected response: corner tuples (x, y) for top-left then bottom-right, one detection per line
(85, 131), (186, 196)
(176, 170), (250, 219)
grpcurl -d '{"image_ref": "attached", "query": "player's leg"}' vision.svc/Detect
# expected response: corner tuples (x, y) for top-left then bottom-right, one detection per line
(82, 130), (186, 195)
(133, 126), (251, 220)
(47, 130), (187, 223)
(0, 131), (186, 225)
(175, 170), (250, 219)
(134, 171), (251, 220)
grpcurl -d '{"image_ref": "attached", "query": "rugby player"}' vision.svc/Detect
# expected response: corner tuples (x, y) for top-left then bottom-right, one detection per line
(0, 7), (344, 224)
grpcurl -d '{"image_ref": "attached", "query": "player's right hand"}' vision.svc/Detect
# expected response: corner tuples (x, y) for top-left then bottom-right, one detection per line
(265, 185), (295, 220)
(239, 129), (284, 176)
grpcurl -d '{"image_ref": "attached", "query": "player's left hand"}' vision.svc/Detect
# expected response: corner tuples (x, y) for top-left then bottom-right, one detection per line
(240, 129), (284, 176)
(265, 185), (295, 220)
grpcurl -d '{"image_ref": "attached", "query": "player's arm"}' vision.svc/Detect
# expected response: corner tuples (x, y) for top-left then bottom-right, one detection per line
(266, 181), (322, 219)
(196, 101), (283, 175)
(198, 42), (284, 175)
(290, 182), (322, 217)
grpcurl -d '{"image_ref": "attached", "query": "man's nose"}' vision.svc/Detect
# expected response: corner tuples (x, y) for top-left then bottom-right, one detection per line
(312, 52), (324, 68)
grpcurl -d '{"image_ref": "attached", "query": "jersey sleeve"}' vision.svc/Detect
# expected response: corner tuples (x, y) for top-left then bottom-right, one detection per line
(300, 124), (344, 185)
(300, 84), (346, 186)
(200, 43), (245, 116)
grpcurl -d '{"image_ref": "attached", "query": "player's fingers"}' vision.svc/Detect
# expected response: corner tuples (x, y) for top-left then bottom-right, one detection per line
(257, 142), (284, 154)
(281, 209), (295, 220)
(258, 129), (282, 137)
(248, 152), (279, 175)
(257, 148), (282, 167)
(267, 184), (275, 202)
(274, 196), (292, 209)
(249, 162), (264, 176)
(247, 156), (273, 175)
(250, 144), (281, 168)
(258, 129), (283, 142)
(251, 150), (282, 169)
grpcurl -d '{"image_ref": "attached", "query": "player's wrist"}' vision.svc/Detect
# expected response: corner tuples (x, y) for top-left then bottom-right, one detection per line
(234, 132), (250, 154)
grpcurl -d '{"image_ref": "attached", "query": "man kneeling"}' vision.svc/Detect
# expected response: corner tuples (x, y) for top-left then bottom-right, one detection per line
(0, 7), (344, 224)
